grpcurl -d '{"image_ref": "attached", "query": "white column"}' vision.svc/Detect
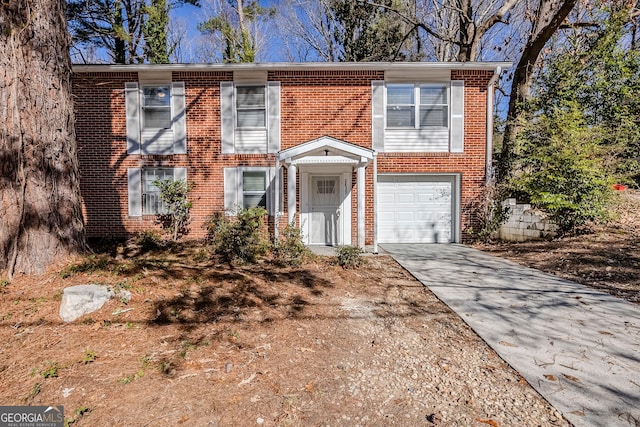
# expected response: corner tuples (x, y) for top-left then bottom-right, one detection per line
(287, 163), (297, 224)
(357, 163), (366, 249)
(273, 158), (280, 246)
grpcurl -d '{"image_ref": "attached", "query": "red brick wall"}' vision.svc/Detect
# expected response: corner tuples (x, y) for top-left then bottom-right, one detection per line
(73, 68), (491, 243)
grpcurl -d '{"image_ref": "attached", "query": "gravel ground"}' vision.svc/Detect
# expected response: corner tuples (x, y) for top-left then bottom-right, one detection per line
(0, 249), (569, 426)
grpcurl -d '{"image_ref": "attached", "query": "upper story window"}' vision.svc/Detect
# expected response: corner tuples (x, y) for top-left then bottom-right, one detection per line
(125, 81), (186, 155)
(220, 80), (280, 154)
(386, 84), (449, 129)
(236, 86), (266, 128)
(142, 86), (171, 129)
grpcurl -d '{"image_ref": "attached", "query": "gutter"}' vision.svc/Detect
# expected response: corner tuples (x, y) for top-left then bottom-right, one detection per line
(72, 61), (514, 74)
(486, 66), (502, 183)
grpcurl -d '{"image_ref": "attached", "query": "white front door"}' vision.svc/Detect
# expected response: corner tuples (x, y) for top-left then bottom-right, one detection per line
(310, 175), (340, 245)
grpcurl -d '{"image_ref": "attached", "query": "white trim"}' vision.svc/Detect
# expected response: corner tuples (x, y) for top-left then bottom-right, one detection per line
(287, 163), (297, 224)
(75, 62), (513, 73)
(293, 156), (359, 165)
(357, 165), (366, 248)
(277, 136), (373, 163)
(486, 66), (502, 181)
(301, 172), (310, 244)
(372, 152), (378, 253)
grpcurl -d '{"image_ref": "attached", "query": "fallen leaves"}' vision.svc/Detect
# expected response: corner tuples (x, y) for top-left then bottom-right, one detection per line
(476, 418), (499, 426)
(562, 373), (580, 382)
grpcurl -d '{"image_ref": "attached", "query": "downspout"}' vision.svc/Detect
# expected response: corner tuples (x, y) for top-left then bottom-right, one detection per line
(486, 66), (502, 183)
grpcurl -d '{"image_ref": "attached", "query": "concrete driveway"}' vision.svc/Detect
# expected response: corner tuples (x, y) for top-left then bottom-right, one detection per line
(382, 244), (640, 427)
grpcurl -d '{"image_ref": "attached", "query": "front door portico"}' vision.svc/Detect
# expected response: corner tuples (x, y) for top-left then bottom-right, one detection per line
(274, 136), (375, 248)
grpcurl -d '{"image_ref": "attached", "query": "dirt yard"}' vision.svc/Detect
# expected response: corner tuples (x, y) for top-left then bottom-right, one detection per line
(475, 189), (640, 305)
(1, 241), (566, 426)
(2, 190), (637, 426)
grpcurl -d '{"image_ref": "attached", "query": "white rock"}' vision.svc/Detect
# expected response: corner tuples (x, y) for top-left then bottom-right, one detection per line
(59, 284), (114, 322)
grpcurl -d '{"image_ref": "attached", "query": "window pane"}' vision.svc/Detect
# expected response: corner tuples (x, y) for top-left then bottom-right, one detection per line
(243, 171), (266, 191)
(420, 106), (448, 127)
(144, 108), (171, 129)
(144, 86), (171, 107)
(420, 85), (447, 105)
(386, 85), (414, 104)
(237, 109), (266, 128)
(243, 193), (267, 209)
(143, 168), (173, 214)
(387, 106), (415, 127)
(237, 86), (265, 107)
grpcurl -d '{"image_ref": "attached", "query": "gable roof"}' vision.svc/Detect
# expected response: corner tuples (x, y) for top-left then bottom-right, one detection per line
(277, 136), (374, 165)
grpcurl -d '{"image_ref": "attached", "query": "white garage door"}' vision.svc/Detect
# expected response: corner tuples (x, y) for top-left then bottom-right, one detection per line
(378, 175), (456, 243)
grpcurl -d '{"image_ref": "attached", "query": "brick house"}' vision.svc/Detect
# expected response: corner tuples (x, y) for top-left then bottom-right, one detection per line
(72, 62), (509, 250)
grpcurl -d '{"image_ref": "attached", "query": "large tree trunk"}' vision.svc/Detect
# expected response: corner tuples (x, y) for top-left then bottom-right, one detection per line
(1, 0), (86, 280)
(499, 0), (578, 180)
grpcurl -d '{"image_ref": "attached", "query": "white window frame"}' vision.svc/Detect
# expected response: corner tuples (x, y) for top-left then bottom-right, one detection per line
(386, 83), (450, 130)
(142, 168), (174, 215)
(241, 169), (268, 209)
(235, 85), (267, 130)
(141, 85), (172, 131)
(224, 166), (275, 215)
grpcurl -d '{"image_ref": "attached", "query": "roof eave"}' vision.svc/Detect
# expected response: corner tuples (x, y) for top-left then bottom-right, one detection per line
(72, 61), (513, 74)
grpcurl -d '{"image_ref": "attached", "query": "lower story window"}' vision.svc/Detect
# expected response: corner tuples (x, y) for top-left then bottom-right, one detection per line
(242, 170), (267, 209)
(143, 168), (174, 214)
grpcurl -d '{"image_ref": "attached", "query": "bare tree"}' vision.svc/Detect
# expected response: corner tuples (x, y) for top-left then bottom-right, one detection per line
(198, 0), (275, 63)
(498, 0), (579, 179)
(1, 0), (86, 280)
(279, 0), (341, 61)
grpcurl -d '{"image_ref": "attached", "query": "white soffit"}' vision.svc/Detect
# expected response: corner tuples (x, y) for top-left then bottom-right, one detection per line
(293, 156), (358, 165)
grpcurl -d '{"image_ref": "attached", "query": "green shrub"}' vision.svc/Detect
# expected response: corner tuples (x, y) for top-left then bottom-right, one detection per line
(511, 102), (614, 232)
(153, 179), (194, 241)
(274, 222), (309, 267)
(206, 207), (270, 264)
(335, 245), (364, 269)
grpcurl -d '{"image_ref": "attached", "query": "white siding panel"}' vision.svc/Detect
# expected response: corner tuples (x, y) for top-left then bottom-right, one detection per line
(384, 128), (449, 152)
(141, 129), (174, 155)
(235, 129), (267, 153)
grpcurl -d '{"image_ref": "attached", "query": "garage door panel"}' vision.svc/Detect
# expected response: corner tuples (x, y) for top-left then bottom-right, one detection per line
(396, 193), (414, 204)
(378, 174), (455, 244)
